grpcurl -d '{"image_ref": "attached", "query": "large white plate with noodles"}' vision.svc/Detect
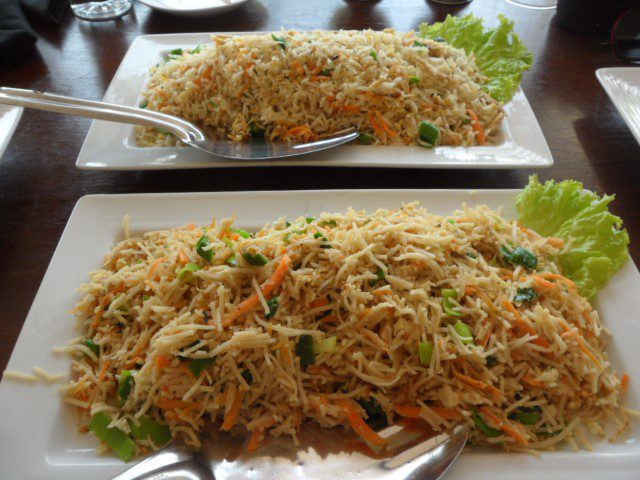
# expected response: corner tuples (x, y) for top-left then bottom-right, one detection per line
(0, 189), (637, 480)
(75, 32), (553, 170)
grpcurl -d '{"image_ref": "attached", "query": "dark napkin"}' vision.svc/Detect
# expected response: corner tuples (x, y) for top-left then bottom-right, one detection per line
(0, 0), (37, 65)
(20, 0), (68, 24)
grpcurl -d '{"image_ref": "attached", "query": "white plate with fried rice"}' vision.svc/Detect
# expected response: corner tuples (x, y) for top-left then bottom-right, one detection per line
(76, 30), (553, 170)
(0, 188), (637, 480)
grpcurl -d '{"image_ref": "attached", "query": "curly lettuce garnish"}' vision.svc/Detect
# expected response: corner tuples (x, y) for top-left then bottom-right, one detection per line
(420, 14), (533, 103)
(516, 176), (630, 299)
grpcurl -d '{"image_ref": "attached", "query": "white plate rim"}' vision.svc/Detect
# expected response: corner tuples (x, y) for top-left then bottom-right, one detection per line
(0, 105), (24, 160)
(138, 0), (251, 17)
(596, 67), (640, 146)
(75, 32), (554, 170)
(0, 188), (638, 480)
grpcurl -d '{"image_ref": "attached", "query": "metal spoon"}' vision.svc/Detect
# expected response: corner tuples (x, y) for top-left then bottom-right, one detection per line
(0, 87), (359, 160)
(108, 423), (468, 480)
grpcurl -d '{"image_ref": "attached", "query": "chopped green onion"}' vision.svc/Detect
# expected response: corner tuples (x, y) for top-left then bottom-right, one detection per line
(285, 221), (291, 227)
(209, 99), (218, 108)
(295, 335), (315, 366)
(169, 48), (183, 56)
(249, 122), (265, 136)
(357, 397), (388, 429)
(177, 263), (202, 280)
(313, 232), (331, 249)
(233, 228), (251, 239)
(319, 68), (333, 76)
(514, 287), (537, 303)
(190, 45), (204, 54)
(139, 100), (148, 109)
(129, 416), (172, 446)
(195, 236), (213, 262)
(186, 357), (215, 377)
(226, 253), (237, 267)
(453, 321), (474, 344)
(413, 40), (427, 47)
(241, 369), (253, 385)
(142, 295), (150, 301)
(313, 336), (337, 354)
(118, 370), (134, 400)
(419, 341), (434, 365)
(369, 267), (385, 287)
(283, 233), (291, 244)
(447, 219), (456, 225)
(271, 34), (287, 49)
(417, 120), (441, 148)
(242, 251), (269, 266)
(441, 288), (462, 317)
(305, 217), (315, 224)
(357, 133), (374, 145)
(486, 355), (498, 367)
(265, 297), (279, 319)
(370, 50), (378, 60)
(501, 246), (538, 269)
(321, 220), (337, 227)
(509, 406), (542, 425)
(466, 252), (478, 259)
(472, 410), (503, 437)
(409, 76), (421, 85)
(222, 237), (234, 248)
(89, 412), (136, 462)
(85, 339), (100, 357)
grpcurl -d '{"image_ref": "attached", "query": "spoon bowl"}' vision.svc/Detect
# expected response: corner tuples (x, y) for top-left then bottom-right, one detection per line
(0, 87), (359, 161)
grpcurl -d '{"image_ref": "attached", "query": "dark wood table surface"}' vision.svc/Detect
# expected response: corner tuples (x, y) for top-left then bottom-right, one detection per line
(0, 0), (638, 372)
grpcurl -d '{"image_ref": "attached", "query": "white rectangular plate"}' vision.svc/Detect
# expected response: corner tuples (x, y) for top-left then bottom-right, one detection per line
(597, 67), (640, 146)
(76, 33), (553, 170)
(1, 189), (637, 480)
(0, 105), (23, 160)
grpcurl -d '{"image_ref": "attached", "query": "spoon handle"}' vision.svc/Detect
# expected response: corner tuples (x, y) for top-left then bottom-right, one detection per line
(0, 87), (204, 144)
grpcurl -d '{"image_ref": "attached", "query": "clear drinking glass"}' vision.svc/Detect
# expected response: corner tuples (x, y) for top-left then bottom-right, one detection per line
(504, 0), (557, 10)
(70, 0), (133, 21)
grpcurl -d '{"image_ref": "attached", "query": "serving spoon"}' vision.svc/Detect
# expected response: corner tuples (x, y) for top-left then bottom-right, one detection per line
(0, 87), (359, 160)
(108, 423), (468, 480)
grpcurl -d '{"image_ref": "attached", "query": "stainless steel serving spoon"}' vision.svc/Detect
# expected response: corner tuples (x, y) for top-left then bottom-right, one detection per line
(0, 87), (359, 160)
(108, 423), (468, 480)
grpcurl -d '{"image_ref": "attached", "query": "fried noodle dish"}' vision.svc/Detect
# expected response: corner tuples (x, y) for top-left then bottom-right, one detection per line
(62, 203), (630, 460)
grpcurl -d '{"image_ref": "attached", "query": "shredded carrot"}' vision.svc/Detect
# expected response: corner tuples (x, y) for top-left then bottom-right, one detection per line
(538, 272), (577, 292)
(394, 404), (421, 418)
(309, 298), (329, 309)
(501, 423), (529, 446)
(156, 355), (171, 370)
(430, 407), (463, 420)
(480, 407), (502, 427)
(185, 223), (196, 231)
(454, 370), (502, 402)
(341, 104), (361, 113)
(467, 109), (486, 145)
(279, 343), (292, 366)
(290, 61), (305, 78)
(247, 427), (266, 452)
(147, 257), (168, 280)
(320, 314), (337, 324)
(283, 125), (314, 140)
(547, 237), (565, 249)
(373, 110), (397, 137)
(223, 255), (291, 327)
(157, 398), (199, 411)
(373, 289), (390, 297)
(97, 360), (110, 382)
(478, 325), (494, 347)
(336, 399), (389, 447)
(622, 373), (630, 392)
(369, 114), (385, 138)
(503, 299), (550, 348)
(523, 373), (545, 388)
(532, 274), (556, 292)
(221, 388), (245, 431)
(577, 338), (601, 367)
(560, 329), (578, 339)
(178, 250), (189, 265)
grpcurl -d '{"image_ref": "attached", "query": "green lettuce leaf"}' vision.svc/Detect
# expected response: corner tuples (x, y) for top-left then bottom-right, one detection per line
(420, 14), (533, 102)
(516, 176), (630, 299)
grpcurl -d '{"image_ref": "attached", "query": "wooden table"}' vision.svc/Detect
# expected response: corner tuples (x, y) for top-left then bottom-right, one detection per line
(0, 0), (638, 371)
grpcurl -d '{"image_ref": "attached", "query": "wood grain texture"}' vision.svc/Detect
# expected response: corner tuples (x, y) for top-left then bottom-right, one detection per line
(1, 0), (638, 371)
